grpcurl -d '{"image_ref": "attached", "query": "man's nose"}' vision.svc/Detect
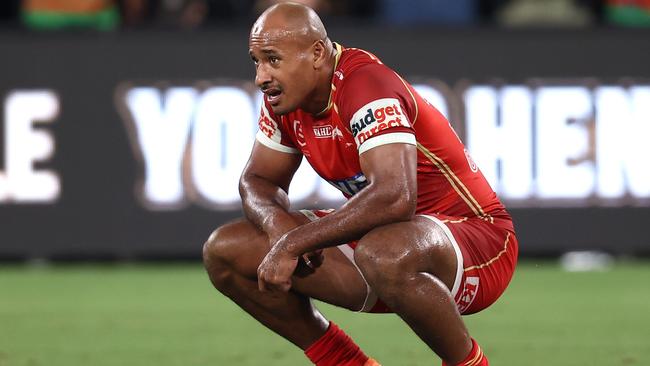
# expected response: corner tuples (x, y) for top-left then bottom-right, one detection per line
(255, 64), (272, 88)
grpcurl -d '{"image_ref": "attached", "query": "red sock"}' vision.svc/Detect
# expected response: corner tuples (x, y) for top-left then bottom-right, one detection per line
(442, 338), (488, 366)
(304, 322), (371, 366)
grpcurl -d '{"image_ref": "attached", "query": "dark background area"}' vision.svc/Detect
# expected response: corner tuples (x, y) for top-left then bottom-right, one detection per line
(1, 0), (650, 260)
(0, 27), (648, 260)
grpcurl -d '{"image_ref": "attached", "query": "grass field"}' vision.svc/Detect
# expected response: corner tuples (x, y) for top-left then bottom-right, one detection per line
(1, 260), (649, 366)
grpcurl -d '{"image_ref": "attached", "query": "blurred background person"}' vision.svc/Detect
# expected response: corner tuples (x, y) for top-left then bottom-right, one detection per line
(495, 0), (596, 27)
(604, 0), (650, 26)
(145, 0), (210, 29)
(253, 0), (377, 20)
(377, 0), (477, 26)
(20, 0), (123, 30)
(8, 0), (631, 29)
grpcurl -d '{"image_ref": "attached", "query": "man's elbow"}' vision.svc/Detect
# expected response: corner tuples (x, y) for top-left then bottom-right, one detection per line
(238, 177), (249, 203)
(238, 171), (261, 199)
(385, 189), (417, 222)
(238, 174), (249, 197)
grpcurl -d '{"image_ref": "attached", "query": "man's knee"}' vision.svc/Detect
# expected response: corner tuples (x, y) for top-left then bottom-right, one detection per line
(354, 221), (456, 293)
(202, 221), (260, 288)
(353, 227), (413, 288)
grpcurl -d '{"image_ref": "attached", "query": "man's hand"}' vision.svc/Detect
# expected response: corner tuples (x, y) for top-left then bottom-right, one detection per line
(257, 238), (300, 292)
(295, 249), (324, 278)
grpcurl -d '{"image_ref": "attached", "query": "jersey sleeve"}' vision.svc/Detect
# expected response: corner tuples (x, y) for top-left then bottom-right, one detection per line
(255, 100), (301, 154)
(337, 63), (416, 154)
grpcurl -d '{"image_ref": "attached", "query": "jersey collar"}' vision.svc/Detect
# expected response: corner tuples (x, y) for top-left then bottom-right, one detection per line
(316, 42), (343, 116)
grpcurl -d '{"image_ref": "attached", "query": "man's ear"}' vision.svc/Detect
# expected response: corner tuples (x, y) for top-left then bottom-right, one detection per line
(312, 40), (327, 69)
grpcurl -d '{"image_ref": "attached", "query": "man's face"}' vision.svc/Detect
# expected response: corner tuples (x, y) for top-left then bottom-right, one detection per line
(249, 29), (315, 115)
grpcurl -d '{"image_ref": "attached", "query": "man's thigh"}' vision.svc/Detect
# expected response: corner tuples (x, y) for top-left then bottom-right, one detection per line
(216, 210), (368, 311)
(367, 214), (518, 315)
(349, 214), (461, 314)
(313, 211), (517, 315)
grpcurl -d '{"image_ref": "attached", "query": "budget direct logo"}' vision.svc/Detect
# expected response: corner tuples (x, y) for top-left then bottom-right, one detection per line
(349, 98), (410, 145)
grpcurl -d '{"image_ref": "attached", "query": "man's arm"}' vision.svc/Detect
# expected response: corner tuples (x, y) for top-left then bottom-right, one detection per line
(281, 142), (417, 253)
(239, 141), (303, 243)
(257, 142), (417, 291)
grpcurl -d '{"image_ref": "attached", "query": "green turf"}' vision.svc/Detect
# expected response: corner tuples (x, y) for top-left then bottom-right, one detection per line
(1, 261), (649, 366)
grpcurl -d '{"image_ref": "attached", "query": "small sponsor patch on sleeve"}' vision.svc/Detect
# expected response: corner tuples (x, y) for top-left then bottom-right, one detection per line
(348, 98), (412, 149)
(258, 104), (281, 142)
(256, 104), (300, 154)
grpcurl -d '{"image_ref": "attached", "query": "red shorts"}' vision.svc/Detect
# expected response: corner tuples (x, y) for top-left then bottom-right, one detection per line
(300, 210), (519, 315)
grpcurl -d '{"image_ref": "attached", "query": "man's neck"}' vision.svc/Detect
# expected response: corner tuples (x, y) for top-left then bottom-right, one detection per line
(304, 45), (338, 116)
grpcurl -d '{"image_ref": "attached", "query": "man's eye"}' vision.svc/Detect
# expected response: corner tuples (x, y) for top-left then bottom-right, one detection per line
(269, 56), (279, 64)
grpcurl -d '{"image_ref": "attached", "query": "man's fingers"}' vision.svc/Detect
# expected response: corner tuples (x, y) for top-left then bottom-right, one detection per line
(294, 257), (315, 277)
(257, 272), (292, 293)
(301, 254), (314, 268)
(311, 251), (324, 267)
(279, 281), (291, 292)
(257, 250), (296, 292)
(305, 250), (324, 268)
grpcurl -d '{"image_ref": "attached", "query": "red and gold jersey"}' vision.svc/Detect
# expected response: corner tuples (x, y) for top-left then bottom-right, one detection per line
(256, 43), (511, 225)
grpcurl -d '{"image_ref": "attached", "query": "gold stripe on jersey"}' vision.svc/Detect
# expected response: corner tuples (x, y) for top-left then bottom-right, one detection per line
(318, 42), (343, 116)
(394, 72), (419, 126)
(417, 143), (493, 222)
(441, 217), (469, 224)
(417, 143), (479, 217)
(465, 345), (484, 366)
(464, 232), (511, 272)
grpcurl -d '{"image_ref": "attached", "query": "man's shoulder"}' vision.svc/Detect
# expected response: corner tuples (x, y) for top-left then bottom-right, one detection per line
(336, 45), (393, 82)
(333, 48), (400, 103)
(333, 47), (410, 117)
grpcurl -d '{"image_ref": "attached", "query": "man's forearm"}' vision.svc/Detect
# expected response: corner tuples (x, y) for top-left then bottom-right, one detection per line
(239, 174), (302, 242)
(280, 181), (415, 256)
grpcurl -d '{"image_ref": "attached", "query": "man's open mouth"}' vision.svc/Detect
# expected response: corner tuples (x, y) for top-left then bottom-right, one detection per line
(264, 88), (282, 104)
